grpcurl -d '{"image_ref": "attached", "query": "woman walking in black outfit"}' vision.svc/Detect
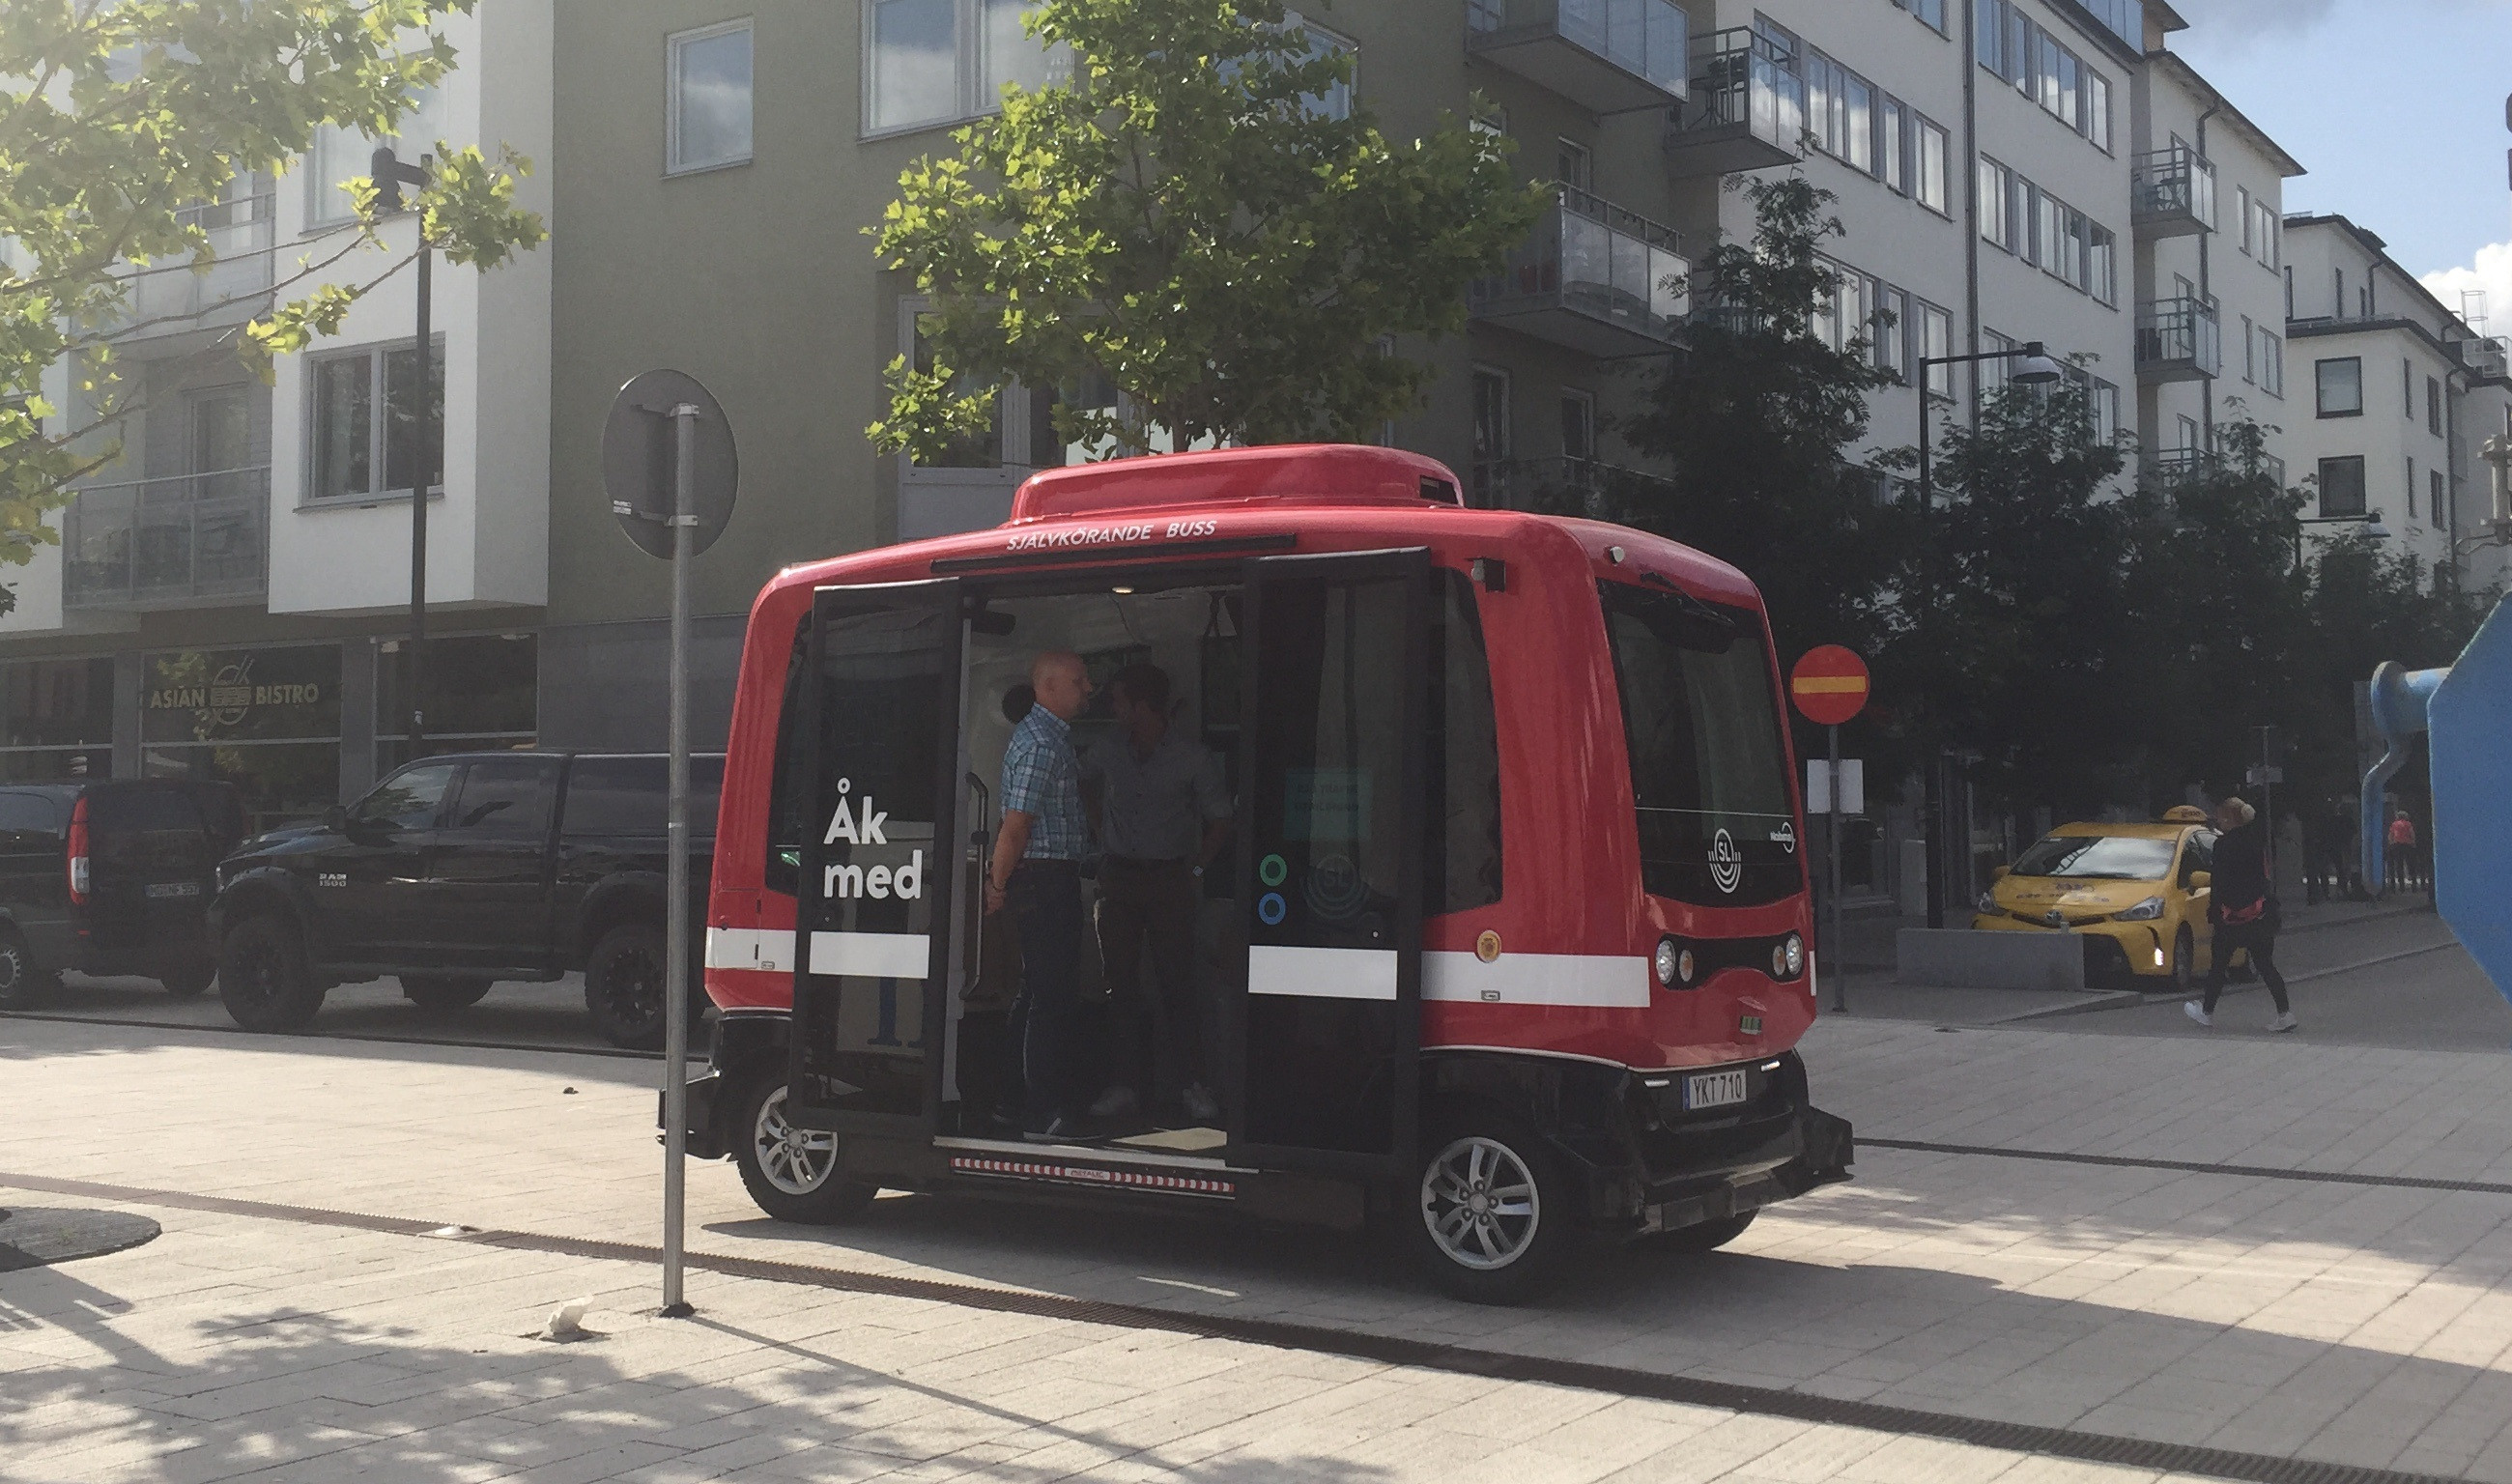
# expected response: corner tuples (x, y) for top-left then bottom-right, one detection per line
(2184, 796), (2296, 1032)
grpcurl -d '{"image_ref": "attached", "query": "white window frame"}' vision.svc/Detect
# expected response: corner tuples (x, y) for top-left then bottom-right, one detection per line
(1558, 388), (1595, 460)
(306, 86), (442, 229)
(864, 0), (1073, 139)
(893, 298), (1061, 486)
(667, 18), (756, 177)
(302, 335), (446, 505)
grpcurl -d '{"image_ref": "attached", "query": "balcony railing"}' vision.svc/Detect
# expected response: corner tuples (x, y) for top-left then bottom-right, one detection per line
(2130, 146), (2215, 239)
(63, 467), (270, 610)
(2135, 297), (2221, 384)
(1664, 27), (1805, 179)
(1470, 186), (1689, 358)
(1466, 0), (1687, 114)
(1472, 454), (1676, 514)
(109, 192), (277, 341)
(2144, 447), (2286, 490)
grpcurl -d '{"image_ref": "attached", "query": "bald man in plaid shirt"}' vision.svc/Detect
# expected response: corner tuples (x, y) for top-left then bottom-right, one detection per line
(985, 650), (1093, 1142)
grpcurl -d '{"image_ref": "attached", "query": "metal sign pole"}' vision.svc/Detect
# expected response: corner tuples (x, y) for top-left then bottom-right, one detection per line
(1828, 724), (1845, 1013)
(660, 401), (699, 1320)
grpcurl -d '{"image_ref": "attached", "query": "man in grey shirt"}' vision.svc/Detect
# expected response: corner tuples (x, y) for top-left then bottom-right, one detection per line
(1080, 662), (1232, 1126)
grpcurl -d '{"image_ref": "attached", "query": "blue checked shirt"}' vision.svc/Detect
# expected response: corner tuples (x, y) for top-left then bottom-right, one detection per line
(1001, 704), (1088, 861)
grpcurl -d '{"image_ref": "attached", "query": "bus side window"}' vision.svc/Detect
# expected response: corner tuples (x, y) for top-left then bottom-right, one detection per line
(1429, 568), (1501, 914)
(763, 613), (813, 896)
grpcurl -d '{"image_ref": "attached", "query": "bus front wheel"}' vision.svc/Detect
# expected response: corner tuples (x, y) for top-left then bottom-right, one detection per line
(730, 1075), (878, 1225)
(1409, 1111), (1575, 1304)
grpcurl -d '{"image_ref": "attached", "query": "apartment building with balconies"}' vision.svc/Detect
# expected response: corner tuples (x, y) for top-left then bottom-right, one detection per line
(2131, 51), (2300, 486)
(2281, 214), (2512, 589)
(0, 4), (553, 827)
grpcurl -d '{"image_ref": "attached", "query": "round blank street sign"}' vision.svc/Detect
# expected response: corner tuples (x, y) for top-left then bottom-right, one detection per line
(602, 369), (737, 559)
(1789, 645), (1870, 727)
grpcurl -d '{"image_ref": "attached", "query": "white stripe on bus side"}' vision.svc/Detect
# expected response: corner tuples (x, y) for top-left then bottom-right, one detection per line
(1247, 944), (1398, 1000)
(1421, 951), (1652, 1008)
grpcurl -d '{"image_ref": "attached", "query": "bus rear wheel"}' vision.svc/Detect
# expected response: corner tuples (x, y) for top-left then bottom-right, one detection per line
(731, 1074), (878, 1225)
(1409, 1113), (1574, 1304)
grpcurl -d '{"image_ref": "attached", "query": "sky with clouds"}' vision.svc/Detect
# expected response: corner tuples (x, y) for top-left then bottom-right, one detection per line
(2168, 0), (2512, 335)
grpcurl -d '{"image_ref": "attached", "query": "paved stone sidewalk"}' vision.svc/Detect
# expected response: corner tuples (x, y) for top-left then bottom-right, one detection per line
(5, 1013), (2511, 1481)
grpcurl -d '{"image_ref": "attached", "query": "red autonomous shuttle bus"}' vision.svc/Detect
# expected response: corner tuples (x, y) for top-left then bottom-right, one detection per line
(679, 443), (1851, 1301)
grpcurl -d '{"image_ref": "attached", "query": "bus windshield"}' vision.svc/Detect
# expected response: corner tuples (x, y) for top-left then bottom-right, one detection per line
(1599, 581), (1799, 906)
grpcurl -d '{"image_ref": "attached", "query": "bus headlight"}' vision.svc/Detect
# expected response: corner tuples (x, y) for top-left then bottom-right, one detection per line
(2116, 897), (2166, 922)
(1654, 936), (1696, 989)
(1771, 934), (1804, 979)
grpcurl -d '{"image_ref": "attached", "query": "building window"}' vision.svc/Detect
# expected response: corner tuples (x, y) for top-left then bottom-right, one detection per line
(2432, 467), (2447, 528)
(306, 338), (444, 501)
(2092, 377), (2120, 445)
(1470, 365), (1509, 504)
(2428, 376), (2443, 436)
(1559, 390), (1594, 460)
(1881, 98), (1907, 194)
(2407, 456), (2416, 520)
(1974, 0), (2109, 150)
(1802, 48), (1877, 174)
(2318, 455), (2367, 517)
(2241, 316), (2256, 383)
(1980, 328), (2016, 396)
(2237, 186), (2252, 255)
(1875, 285), (1910, 382)
(894, 300), (1093, 475)
(308, 86), (442, 226)
(1898, 0), (1948, 35)
(1978, 157), (2012, 251)
(866, 0), (1070, 136)
(2254, 200), (2280, 270)
(1920, 300), (1953, 397)
(1556, 138), (1592, 191)
(2315, 357), (2363, 418)
(2261, 332), (2284, 397)
(668, 19), (755, 174)
(1915, 116), (1949, 214)
(2404, 358), (2415, 418)
(2088, 222), (2116, 305)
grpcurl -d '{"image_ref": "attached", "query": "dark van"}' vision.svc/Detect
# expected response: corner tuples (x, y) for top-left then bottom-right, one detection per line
(0, 780), (245, 1009)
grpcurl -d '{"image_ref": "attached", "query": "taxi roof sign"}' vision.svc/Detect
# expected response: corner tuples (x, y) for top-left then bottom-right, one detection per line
(1789, 645), (1870, 727)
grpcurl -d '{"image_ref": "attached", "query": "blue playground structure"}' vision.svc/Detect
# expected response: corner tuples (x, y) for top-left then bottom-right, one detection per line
(2360, 595), (2512, 1005)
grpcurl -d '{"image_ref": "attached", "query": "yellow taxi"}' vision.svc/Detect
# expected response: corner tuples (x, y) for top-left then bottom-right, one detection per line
(1971, 806), (2239, 988)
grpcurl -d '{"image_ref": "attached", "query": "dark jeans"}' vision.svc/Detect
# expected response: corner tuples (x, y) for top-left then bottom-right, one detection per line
(1008, 860), (1083, 1124)
(2202, 918), (2290, 1015)
(1097, 857), (1206, 1105)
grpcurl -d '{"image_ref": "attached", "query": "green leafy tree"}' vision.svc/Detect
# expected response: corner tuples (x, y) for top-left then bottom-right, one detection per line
(868, 0), (1544, 458)
(1613, 177), (1906, 670)
(2108, 416), (2310, 813)
(1, 0), (546, 607)
(1905, 380), (2130, 817)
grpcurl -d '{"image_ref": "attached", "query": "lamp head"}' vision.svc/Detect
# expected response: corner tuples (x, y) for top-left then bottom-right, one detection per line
(2363, 514), (2392, 540)
(2012, 341), (2065, 385)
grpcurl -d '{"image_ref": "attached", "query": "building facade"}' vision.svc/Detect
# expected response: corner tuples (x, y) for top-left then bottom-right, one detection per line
(2281, 214), (2512, 591)
(2, 4), (554, 831)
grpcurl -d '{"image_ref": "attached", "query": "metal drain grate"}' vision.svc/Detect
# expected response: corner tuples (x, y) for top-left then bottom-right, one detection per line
(0, 1169), (2470, 1484)
(1863, 1138), (2512, 1198)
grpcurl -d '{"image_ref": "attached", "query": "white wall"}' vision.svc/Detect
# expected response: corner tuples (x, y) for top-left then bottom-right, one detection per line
(266, 2), (553, 617)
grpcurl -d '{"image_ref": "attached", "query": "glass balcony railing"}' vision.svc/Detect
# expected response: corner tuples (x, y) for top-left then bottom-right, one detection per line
(2135, 298), (2222, 384)
(2130, 145), (2215, 239)
(1470, 186), (1690, 358)
(1466, 0), (1687, 113)
(111, 191), (277, 339)
(1472, 454), (1676, 514)
(1665, 27), (1806, 178)
(63, 467), (270, 610)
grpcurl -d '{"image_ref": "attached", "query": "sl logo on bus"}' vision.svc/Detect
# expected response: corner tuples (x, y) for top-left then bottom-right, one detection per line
(1709, 829), (1743, 895)
(823, 778), (924, 901)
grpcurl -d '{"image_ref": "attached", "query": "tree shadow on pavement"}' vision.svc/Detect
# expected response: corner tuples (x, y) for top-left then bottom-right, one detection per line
(0, 1259), (1403, 1484)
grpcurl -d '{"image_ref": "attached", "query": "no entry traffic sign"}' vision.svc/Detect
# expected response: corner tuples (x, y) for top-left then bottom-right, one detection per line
(1790, 645), (1870, 727)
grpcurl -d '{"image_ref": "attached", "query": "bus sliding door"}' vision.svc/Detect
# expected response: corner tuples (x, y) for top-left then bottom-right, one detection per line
(1228, 549), (1430, 1179)
(785, 579), (964, 1137)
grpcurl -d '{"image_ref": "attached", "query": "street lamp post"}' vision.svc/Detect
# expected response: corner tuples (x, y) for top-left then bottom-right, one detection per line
(1911, 341), (2065, 929)
(372, 146), (433, 759)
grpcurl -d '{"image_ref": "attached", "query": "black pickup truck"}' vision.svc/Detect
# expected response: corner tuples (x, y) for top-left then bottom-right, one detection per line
(211, 751), (720, 1045)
